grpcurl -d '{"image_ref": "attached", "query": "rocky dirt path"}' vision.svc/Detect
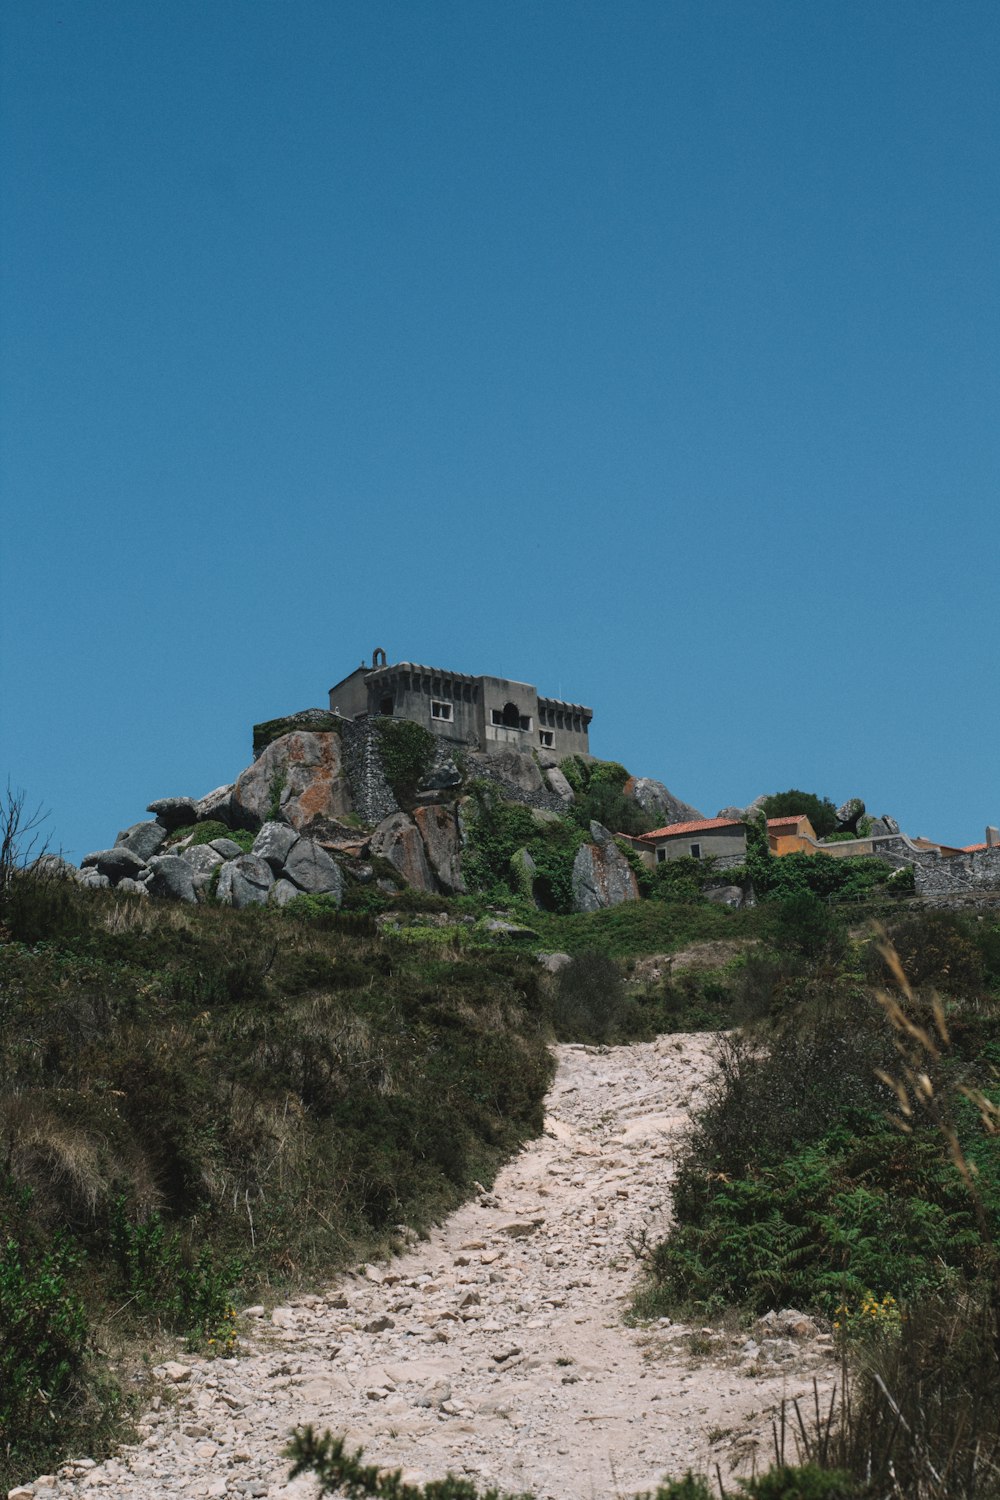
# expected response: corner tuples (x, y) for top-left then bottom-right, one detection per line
(22, 1036), (837, 1500)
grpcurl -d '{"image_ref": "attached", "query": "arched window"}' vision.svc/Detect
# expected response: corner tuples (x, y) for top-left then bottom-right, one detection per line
(501, 701), (520, 728)
(380, 695), (393, 716)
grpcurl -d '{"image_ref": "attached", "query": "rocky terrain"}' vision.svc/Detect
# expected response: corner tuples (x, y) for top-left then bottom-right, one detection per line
(13, 1035), (837, 1500)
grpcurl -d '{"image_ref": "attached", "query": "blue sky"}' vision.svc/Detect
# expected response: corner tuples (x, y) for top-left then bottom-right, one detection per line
(2, 1), (997, 860)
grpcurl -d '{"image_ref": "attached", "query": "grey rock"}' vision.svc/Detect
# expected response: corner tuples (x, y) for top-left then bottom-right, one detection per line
(115, 877), (149, 898)
(703, 884), (744, 908)
(350, 863), (375, 884)
(114, 821), (168, 860)
(284, 839), (343, 899)
(76, 867), (111, 889)
(414, 804), (465, 894)
(269, 878), (302, 908)
(717, 793), (769, 823)
(544, 766), (575, 802)
(420, 757), (462, 791)
(216, 854), (274, 909)
(836, 797), (866, 833)
(195, 784), (233, 826)
(589, 820), (612, 846)
(483, 918), (538, 940)
(147, 797), (198, 831)
(874, 814), (900, 836)
(537, 951), (572, 974)
(252, 821), (300, 872)
(210, 837), (245, 860)
(628, 778), (703, 825)
(92, 846), (148, 883)
(468, 746), (543, 796)
(571, 840), (639, 913)
(31, 854), (77, 880)
(371, 812), (436, 892)
(180, 845), (225, 891)
(146, 855), (198, 903)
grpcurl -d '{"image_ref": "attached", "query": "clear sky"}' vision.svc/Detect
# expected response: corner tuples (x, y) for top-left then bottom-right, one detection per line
(2, 1), (998, 861)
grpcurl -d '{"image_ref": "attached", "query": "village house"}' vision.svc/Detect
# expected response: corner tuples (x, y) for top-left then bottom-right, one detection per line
(328, 650), (593, 758)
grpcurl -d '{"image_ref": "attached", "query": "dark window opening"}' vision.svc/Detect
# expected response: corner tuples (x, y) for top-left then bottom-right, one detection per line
(539, 730), (554, 748)
(690, 843), (701, 859)
(380, 696), (394, 716)
(431, 700), (452, 722)
(501, 701), (521, 728)
(656, 848), (667, 864)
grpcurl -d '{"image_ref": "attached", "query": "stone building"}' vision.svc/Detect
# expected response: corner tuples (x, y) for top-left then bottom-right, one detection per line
(329, 650), (593, 758)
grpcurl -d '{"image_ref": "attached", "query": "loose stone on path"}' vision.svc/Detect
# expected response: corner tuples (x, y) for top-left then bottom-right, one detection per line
(23, 1035), (836, 1500)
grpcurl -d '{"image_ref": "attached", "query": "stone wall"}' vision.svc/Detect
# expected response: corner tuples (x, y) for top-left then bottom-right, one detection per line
(914, 846), (1000, 898)
(339, 718), (400, 826)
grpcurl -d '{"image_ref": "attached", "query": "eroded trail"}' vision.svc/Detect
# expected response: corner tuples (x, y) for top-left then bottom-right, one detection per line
(40, 1036), (835, 1500)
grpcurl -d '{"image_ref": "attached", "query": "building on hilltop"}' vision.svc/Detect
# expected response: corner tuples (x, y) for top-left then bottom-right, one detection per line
(329, 649), (593, 757)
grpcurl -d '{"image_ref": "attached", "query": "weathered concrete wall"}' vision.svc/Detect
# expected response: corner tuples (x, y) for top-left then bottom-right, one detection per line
(655, 828), (748, 865)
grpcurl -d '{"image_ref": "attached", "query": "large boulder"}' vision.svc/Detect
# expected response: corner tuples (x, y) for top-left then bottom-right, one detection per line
(146, 855), (197, 903)
(230, 732), (352, 834)
(269, 878), (302, 908)
(115, 821), (169, 861)
(836, 798), (866, 833)
(370, 812), (436, 892)
(283, 839), (343, 901)
(195, 785), (234, 826)
(468, 747), (544, 796)
(216, 854), (274, 909)
(544, 766), (575, 803)
(180, 844), (225, 892)
(32, 854), (77, 880)
(115, 877), (149, 898)
(717, 794), (770, 822)
(76, 867), (111, 890)
(87, 846), (148, 884)
(413, 805), (466, 894)
(252, 821), (299, 872)
(147, 797), (198, 831)
(625, 778), (703, 826)
(571, 839), (639, 913)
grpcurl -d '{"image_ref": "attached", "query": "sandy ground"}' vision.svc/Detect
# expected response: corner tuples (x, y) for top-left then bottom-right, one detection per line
(20, 1034), (837, 1500)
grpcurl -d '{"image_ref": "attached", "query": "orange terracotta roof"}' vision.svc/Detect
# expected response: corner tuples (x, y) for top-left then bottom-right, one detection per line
(964, 843), (988, 853)
(766, 816), (806, 828)
(641, 818), (743, 840)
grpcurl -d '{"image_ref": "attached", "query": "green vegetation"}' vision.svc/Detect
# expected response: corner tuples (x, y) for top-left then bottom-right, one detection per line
(374, 719), (436, 807)
(0, 869), (552, 1487)
(560, 756), (656, 836)
(462, 782), (586, 912)
(760, 790), (839, 839)
(635, 908), (1000, 1498)
(165, 820), (254, 852)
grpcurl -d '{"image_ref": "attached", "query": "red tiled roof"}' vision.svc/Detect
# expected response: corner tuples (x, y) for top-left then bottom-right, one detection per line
(766, 816), (806, 829)
(964, 843), (988, 853)
(641, 818), (743, 841)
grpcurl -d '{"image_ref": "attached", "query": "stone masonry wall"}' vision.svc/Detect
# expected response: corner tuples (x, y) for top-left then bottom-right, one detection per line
(914, 846), (1000, 898)
(339, 718), (400, 826)
(466, 759), (570, 816)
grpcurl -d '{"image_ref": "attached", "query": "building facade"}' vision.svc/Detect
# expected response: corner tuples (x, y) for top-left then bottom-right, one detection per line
(329, 650), (593, 758)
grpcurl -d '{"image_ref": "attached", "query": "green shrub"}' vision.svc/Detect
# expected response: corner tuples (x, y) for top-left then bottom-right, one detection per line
(867, 911), (985, 997)
(108, 1200), (241, 1337)
(167, 820), (254, 853)
(374, 720), (436, 807)
(548, 951), (626, 1041)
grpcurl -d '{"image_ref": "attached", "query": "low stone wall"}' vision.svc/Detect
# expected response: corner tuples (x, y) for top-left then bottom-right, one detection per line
(914, 846), (1000, 898)
(339, 718), (400, 826)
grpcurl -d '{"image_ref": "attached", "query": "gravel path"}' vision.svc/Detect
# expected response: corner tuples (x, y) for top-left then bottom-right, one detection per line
(19, 1034), (836, 1500)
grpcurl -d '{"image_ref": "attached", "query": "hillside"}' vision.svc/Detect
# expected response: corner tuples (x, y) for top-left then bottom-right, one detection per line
(3, 779), (1000, 1497)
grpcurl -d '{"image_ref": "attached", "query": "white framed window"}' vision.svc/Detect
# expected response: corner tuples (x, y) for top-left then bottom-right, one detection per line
(539, 730), (554, 748)
(431, 701), (453, 722)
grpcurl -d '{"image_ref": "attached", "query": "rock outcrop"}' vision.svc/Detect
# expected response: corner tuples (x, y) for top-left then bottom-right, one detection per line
(625, 778), (703, 826)
(413, 805), (466, 894)
(571, 828), (639, 912)
(370, 812), (436, 892)
(231, 731), (352, 833)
